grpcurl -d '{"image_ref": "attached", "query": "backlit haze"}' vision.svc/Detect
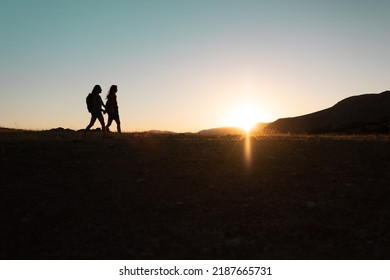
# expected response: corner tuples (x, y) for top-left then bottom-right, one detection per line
(1, 0), (390, 132)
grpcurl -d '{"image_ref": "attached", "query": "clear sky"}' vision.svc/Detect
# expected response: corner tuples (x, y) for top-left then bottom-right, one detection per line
(1, 0), (389, 132)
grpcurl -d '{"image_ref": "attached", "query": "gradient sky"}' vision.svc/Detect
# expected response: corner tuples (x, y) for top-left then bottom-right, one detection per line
(1, 0), (390, 132)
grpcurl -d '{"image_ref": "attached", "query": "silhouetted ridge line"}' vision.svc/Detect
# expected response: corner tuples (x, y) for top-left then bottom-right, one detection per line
(265, 90), (390, 134)
(197, 127), (246, 136)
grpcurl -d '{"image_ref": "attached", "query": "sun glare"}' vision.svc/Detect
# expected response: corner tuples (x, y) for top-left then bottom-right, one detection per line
(225, 103), (262, 132)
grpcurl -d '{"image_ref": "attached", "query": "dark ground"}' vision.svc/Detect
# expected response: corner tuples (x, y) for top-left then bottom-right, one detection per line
(1, 130), (390, 259)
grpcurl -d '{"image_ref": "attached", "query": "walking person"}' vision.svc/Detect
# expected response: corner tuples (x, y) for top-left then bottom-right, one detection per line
(105, 85), (121, 133)
(83, 85), (107, 137)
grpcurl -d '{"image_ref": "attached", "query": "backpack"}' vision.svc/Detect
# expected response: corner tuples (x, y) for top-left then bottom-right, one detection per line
(86, 93), (93, 112)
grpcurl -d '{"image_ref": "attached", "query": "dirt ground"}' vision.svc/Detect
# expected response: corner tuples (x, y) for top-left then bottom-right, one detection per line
(1, 130), (390, 259)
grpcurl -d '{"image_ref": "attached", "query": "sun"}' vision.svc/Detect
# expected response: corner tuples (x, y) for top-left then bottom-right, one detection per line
(224, 103), (261, 133)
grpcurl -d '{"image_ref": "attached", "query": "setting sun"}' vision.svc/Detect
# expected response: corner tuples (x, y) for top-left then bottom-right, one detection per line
(224, 103), (264, 132)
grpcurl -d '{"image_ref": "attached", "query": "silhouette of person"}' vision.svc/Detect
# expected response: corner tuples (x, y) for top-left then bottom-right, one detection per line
(105, 85), (121, 133)
(83, 85), (107, 137)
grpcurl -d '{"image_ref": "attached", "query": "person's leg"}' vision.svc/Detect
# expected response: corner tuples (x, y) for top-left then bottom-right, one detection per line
(106, 116), (113, 132)
(97, 114), (106, 136)
(83, 116), (97, 137)
(115, 116), (121, 133)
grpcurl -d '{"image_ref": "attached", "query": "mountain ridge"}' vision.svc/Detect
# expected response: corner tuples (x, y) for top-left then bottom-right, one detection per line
(265, 90), (390, 134)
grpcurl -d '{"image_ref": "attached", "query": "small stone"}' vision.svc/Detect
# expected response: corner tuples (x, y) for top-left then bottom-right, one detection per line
(225, 238), (241, 247)
(306, 201), (316, 208)
(136, 178), (146, 183)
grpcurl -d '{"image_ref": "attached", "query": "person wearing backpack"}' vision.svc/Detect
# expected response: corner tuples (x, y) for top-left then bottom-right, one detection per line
(83, 85), (107, 137)
(105, 85), (121, 133)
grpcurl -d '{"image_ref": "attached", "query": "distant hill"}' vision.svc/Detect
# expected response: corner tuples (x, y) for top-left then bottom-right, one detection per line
(251, 122), (271, 135)
(197, 123), (269, 136)
(197, 127), (246, 136)
(265, 91), (390, 134)
(0, 127), (18, 132)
